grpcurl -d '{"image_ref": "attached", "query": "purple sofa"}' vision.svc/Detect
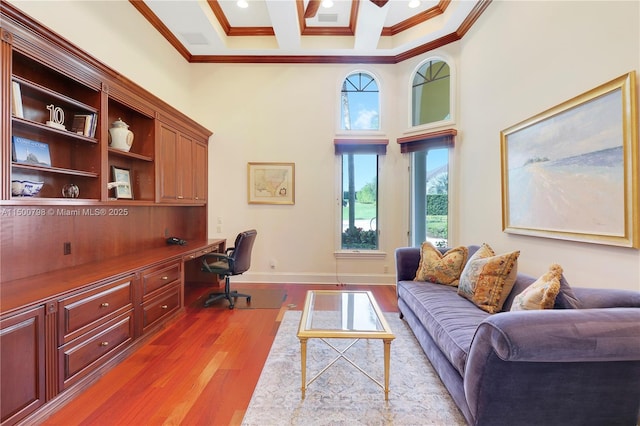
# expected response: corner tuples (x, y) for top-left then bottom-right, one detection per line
(395, 245), (640, 426)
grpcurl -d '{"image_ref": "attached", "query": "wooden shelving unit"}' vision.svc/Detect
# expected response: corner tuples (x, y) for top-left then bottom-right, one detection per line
(0, 4), (214, 425)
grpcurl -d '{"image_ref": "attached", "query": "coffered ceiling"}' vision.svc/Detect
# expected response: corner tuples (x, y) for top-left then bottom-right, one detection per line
(131, 0), (491, 63)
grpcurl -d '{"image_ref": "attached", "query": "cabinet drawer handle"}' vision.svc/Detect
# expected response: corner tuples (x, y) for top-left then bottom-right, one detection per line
(100, 302), (110, 308)
(161, 304), (169, 309)
(100, 341), (109, 347)
(161, 276), (169, 280)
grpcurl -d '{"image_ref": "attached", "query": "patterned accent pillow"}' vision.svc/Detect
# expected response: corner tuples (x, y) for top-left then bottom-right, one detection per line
(511, 264), (562, 311)
(458, 243), (520, 313)
(414, 242), (469, 286)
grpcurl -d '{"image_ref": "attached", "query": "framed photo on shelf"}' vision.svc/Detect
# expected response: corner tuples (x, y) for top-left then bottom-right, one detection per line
(12, 136), (51, 167)
(247, 162), (295, 205)
(111, 166), (133, 199)
(500, 71), (638, 248)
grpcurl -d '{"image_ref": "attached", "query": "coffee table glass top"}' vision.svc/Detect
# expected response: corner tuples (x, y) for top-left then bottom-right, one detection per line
(297, 290), (394, 339)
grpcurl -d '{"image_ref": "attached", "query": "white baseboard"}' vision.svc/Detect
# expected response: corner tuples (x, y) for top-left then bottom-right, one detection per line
(229, 271), (396, 285)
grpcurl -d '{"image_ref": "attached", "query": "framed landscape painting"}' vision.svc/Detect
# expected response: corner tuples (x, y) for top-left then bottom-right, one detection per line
(247, 162), (295, 205)
(500, 71), (638, 248)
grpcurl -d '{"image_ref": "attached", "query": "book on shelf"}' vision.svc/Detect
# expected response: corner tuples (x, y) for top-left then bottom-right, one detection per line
(71, 113), (97, 137)
(12, 136), (51, 167)
(11, 81), (24, 118)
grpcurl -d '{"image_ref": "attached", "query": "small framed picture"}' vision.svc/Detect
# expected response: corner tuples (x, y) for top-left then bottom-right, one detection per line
(111, 166), (133, 199)
(247, 162), (295, 205)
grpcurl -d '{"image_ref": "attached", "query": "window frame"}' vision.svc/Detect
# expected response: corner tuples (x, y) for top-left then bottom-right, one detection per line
(399, 130), (456, 248)
(408, 55), (456, 131)
(336, 70), (384, 136)
(334, 139), (388, 256)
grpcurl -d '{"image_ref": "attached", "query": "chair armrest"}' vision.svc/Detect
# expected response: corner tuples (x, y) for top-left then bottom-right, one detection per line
(202, 252), (232, 273)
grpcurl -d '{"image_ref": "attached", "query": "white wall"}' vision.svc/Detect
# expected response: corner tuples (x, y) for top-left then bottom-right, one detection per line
(457, 0), (640, 290)
(6, 0), (193, 117)
(7, 1), (639, 290)
(190, 63), (411, 284)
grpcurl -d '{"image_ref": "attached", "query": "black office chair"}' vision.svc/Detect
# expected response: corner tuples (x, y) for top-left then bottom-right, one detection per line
(201, 229), (257, 309)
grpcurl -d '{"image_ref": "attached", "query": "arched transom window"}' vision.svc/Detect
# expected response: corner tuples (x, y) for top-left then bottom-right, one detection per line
(412, 59), (451, 126)
(340, 72), (379, 131)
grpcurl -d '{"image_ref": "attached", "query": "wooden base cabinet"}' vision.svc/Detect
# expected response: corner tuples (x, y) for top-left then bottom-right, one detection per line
(140, 260), (183, 334)
(0, 307), (46, 426)
(57, 276), (135, 390)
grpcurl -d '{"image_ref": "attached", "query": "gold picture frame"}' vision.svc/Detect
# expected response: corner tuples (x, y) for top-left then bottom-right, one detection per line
(247, 162), (295, 205)
(500, 71), (638, 248)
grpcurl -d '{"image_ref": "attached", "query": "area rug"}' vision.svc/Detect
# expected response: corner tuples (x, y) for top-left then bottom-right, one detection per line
(198, 288), (287, 309)
(242, 310), (466, 425)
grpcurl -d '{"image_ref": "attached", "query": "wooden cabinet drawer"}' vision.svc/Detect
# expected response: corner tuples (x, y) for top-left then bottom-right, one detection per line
(182, 245), (216, 262)
(59, 311), (134, 389)
(142, 283), (181, 334)
(142, 262), (181, 297)
(59, 276), (133, 344)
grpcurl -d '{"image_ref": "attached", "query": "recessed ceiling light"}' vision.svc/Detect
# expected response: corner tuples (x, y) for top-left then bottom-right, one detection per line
(322, 0), (334, 8)
(237, 0), (248, 8)
(409, 0), (420, 8)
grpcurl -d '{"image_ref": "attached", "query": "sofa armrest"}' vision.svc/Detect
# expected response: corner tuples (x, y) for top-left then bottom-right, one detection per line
(464, 308), (640, 425)
(395, 247), (421, 282)
(473, 308), (640, 362)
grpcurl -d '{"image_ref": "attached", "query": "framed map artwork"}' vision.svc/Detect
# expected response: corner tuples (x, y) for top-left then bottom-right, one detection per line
(247, 162), (295, 205)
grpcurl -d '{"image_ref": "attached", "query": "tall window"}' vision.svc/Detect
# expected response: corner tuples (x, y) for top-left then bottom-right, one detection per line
(411, 148), (449, 247)
(337, 72), (382, 251)
(412, 59), (451, 127)
(341, 72), (380, 131)
(342, 153), (378, 250)
(399, 131), (455, 248)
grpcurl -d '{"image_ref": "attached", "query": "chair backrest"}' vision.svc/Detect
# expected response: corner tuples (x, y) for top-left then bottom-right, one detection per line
(229, 229), (257, 275)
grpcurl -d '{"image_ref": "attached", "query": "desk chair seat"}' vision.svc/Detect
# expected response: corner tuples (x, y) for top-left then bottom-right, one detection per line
(201, 229), (257, 309)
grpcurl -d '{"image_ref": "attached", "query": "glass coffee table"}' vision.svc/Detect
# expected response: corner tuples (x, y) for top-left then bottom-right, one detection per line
(296, 290), (395, 400)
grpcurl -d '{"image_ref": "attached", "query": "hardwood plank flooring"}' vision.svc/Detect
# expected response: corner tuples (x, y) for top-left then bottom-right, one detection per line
(41, 283), (399, 426)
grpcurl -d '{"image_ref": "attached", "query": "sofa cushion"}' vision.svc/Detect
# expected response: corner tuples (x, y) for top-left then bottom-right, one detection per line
(555, 275), (582, 309)
(511, 264), (562, 311)
(458, 243), (520, 314)
(397, 280), (489, 376)
(414, 242), (468, 286)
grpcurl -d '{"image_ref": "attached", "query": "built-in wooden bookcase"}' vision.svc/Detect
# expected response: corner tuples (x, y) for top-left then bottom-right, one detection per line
(106, 96), (155, 202)
(1, 5), (214, 424)
(10, 51), (101, 201)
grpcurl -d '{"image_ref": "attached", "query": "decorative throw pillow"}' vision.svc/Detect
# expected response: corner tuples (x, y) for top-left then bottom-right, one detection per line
(554, 274), (582, 309)
(414, 242), (468, 286)
(457, 243), (520, 313)
(511, 264), (562, 311)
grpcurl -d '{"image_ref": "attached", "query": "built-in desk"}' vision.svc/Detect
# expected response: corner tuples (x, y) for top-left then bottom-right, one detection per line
(0, 238), (224, 426)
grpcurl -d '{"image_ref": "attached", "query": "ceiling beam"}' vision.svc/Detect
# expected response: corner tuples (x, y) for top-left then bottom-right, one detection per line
(266, 0), (302, 50)
(354, 0), (388, 51)
(304, 0), (321, 18)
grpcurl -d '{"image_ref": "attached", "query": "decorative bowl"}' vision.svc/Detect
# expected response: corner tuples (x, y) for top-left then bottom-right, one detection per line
(11, 180), (44, 196)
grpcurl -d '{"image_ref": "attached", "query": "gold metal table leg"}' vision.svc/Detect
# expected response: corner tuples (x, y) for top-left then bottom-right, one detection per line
(383, 338), (392, 401)
(299, 337), (308, 399)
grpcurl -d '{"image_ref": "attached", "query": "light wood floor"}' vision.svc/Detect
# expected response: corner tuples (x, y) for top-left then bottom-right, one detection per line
(42, 283), (399, 426)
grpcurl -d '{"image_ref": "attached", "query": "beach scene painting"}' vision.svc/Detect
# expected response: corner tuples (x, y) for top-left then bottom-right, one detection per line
(501, 72), (638, 247)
